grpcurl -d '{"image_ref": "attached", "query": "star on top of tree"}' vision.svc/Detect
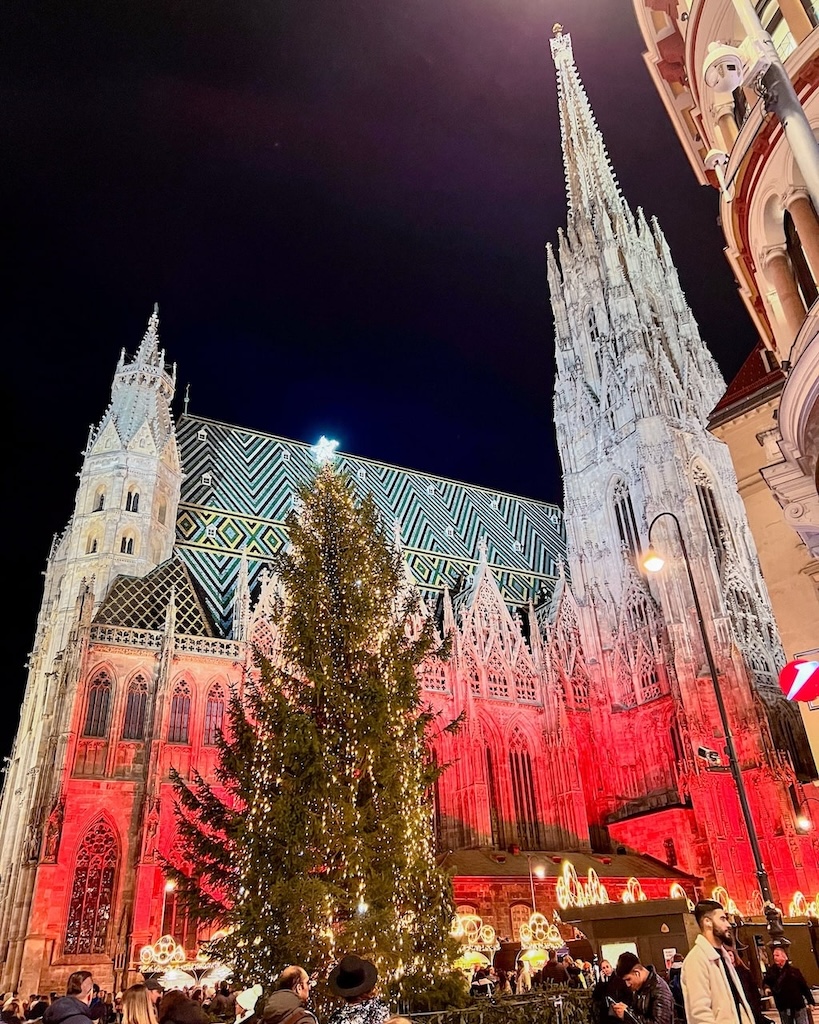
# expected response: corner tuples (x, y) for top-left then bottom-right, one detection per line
(310, 435), (339, 464)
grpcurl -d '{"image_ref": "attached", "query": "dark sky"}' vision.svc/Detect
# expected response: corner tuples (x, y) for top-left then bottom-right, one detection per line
(3, 0), (754, 762)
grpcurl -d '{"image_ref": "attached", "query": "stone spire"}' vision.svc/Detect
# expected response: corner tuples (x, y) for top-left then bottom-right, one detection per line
(550, 25), (630, 228)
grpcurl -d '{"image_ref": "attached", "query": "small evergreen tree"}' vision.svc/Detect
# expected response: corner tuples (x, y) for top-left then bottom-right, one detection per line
(166, 463), (459, 996)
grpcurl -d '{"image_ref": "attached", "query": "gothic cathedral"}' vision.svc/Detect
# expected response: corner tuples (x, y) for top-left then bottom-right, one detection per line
(0, 27), (815, 996)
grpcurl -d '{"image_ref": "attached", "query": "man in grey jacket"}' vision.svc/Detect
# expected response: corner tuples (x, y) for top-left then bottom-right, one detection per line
(681, 900), (754, 1024)
(263, 968), (318, 1024)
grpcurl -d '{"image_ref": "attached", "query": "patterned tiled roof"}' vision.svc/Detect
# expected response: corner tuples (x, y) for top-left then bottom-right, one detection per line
(95, 557), (218, 635)
(175, 414), (565, 636)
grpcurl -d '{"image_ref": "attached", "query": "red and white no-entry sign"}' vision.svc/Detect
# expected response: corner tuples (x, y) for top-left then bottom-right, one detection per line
(778, 659), (819, 702)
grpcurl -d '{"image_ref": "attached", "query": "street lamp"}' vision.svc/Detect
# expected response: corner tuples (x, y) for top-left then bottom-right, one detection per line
(526, 854), (546, 912)
(702, 0), (819, 212)
(643, 511), (784, 941)
(795, 794), (819, 832)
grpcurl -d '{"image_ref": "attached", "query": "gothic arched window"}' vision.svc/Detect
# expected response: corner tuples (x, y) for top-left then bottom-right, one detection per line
(203, 685), (225, 746)
(509, 729), (541, 850)
(64, 819), (117, 954)
(612, 479), (640, 563)
(94, 491), (105, 512)
(120, 536), (134, 555)
(83, 672), (112, 737)
(122, 676), (148, 740)
(693, 467), (727, 573)
(168, 682), (191, 744)
(126, 490), (140, 513)
(485, 747), (502, 849)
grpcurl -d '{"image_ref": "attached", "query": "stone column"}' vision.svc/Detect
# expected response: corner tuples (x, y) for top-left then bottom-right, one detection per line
(714, 99), (739, 148)
(760, 244), (806, 339)
(782, 187), (819, 281)
(778, 0), (813, 43)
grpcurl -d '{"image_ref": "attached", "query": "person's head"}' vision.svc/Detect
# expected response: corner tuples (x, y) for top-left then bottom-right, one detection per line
(157, 990), (193, 1024)
(122, 986), (157, 1024)
(66, 975), (94, 1005)
(615, 953), (648, 991)
(276, 967), (310, 1005)
(328, 955), (378, 1004)
(771, 945), (789, 966)
(693, 900), (734, 948)
(143, 981), (163, 1008)
(600, 961), (613, 978)
(234, 986), (262, 1020)
(3, 998), (22, 1018)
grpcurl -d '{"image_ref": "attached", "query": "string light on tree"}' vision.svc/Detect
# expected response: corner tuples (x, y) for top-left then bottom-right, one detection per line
(163, 460), (459, 995)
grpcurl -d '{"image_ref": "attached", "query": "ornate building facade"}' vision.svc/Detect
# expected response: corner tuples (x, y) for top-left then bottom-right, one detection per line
(0, 26), (816, 997)
(632, 0), (819, 761)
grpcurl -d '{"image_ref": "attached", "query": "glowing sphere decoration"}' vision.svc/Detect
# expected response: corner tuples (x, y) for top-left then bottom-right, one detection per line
(778, 659), (819, 702)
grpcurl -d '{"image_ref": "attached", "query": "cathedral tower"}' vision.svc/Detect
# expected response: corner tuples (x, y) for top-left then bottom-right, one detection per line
(546, 27), (815, 905)
(0, 308), (181, 988)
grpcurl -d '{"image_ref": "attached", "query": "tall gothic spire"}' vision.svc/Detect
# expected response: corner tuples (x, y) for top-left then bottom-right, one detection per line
(550, 25), (630, 226)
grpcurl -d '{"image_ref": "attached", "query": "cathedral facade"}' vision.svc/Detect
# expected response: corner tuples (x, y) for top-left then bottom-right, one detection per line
(0, 28), (816, 997)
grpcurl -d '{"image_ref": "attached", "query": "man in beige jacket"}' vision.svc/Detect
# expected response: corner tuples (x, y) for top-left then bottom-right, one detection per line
(681, 901), (754, 1024)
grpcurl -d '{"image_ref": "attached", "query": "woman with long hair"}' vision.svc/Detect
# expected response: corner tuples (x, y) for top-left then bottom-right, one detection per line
(121, 987), (157, 1024)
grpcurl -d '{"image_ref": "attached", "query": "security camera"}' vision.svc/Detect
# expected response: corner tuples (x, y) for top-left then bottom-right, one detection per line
(704, 149), (729, 171)
(697, 746), (722, 766)
(702, 41), (745, 93)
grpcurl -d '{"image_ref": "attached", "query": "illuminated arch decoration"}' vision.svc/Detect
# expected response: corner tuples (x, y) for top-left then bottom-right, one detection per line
(519, 911), (563, 950)
(450, 913), (499, 955)
(555, 860), (610, 909)
(622, 877), (647, 903)
(140, 933), (187, 970)
(64, 819), (118, 954)
(670, 883), (694, 912)
(788, 891), (819, 918)
(711, 886), (741, 917)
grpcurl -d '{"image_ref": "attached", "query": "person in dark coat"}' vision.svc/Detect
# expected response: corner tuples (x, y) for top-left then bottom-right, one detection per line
(724, 949), (766, 1024)
(668, 955), (686, 1024)
(156, 992), (207, 1024)
(43, 973), (95, 1024)
(542, 951), (569, 987)
(612, 953), (674, 1024)
(591, 960), (632, 1024)
(763, 943), (815, 1024)
(262, 968), (318, 1024)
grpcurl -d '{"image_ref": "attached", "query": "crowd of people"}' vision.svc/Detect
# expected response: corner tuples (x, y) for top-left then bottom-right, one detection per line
(1, 909), (815, 1024)
(0, 957), (412, 1024)
(586, 900), (817, 1024)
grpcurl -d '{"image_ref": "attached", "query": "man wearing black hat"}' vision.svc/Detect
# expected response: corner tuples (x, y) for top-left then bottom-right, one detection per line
(611, 952), (674, 1024)
(681, 900), (753, 1024)
(326, 956), (389, 1024)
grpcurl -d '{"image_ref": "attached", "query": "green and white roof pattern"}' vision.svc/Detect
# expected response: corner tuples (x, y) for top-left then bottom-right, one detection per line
(175, 414), (565, 636)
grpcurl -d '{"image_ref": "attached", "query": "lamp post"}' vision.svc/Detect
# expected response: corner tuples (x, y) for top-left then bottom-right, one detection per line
(795, 794), (819, 832)
(526, 854), (545, 912)
(704, 0), (818, 211)
(643, 511), (784, 940)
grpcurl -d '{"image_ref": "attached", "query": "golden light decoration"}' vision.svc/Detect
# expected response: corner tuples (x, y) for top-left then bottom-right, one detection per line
(556, 860), (610, 909)
(670, 883), (695, 912)
(622, 877), (647, 903)
(519, 911), (564, 950)
(788, 891), (819, 918)
(711, 886), (741, 917)
(451, 913), (498, 953)
(139, 934), (187, 968)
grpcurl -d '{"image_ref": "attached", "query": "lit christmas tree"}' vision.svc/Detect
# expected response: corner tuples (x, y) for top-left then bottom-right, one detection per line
(166, 462), (459, 996)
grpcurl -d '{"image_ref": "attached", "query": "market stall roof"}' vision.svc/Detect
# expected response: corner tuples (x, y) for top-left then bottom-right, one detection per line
(440, 848), (700, 884)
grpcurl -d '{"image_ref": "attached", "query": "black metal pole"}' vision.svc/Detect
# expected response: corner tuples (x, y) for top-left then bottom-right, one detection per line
(646, 511), (783, 936)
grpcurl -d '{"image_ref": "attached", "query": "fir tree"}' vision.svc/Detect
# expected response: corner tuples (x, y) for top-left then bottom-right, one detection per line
(166, 462), (459, 996)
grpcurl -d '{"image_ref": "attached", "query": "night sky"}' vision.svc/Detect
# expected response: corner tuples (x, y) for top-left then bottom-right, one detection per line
(3, 0), (755, 763)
